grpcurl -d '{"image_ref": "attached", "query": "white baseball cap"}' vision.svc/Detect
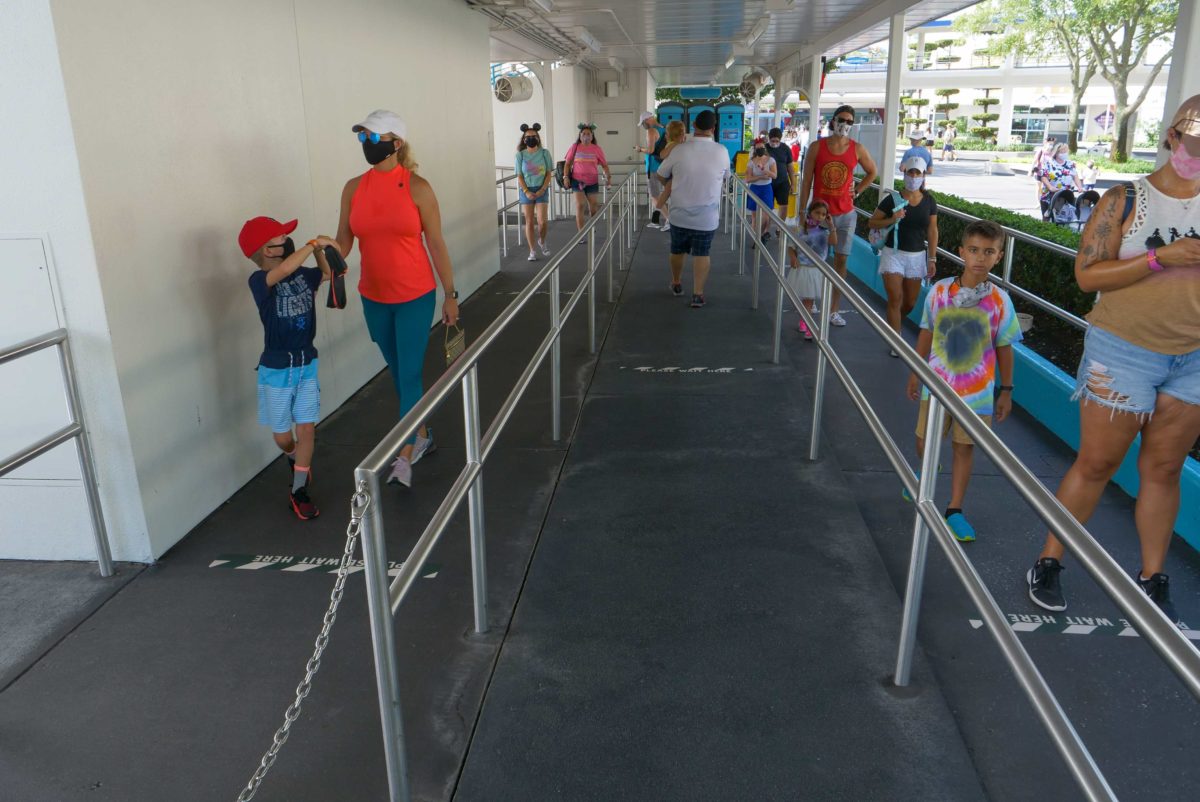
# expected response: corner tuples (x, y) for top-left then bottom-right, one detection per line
(638, 111), (655, 125)
(900, 155), (928, 173)
(352, 109), (408, 140)
(908, 129), (926, 140)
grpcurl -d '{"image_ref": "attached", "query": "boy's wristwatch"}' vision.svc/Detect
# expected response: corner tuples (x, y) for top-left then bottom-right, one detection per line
(997, 385), (1014, 393)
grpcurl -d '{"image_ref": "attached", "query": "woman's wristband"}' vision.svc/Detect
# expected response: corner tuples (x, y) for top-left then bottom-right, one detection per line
(997, 385), (1014, 393)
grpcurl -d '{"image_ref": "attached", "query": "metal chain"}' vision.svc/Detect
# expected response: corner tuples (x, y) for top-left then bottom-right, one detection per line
(236, 482), (371, 802)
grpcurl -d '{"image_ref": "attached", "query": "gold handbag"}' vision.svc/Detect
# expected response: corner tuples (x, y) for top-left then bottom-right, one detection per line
(444, 323), (466, 365)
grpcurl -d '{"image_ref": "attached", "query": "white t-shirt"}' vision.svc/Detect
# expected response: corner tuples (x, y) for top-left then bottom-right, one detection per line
(656, 136), (730, 232)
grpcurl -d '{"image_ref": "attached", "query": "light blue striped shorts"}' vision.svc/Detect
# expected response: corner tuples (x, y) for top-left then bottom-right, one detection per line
(257, 359), (320, 433)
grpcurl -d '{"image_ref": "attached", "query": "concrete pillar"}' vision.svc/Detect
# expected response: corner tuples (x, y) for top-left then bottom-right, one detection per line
(1158, 0), (1200, 166)
(807, 56), (822, 138)
(915, 31), (925, 70)
(540, 61), (555, 159)
(998, 83), (1015, 147)
(879, 12), (905, 194)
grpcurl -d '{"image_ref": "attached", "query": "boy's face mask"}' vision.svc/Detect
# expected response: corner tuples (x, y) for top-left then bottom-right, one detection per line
(266, 237), (295, 260)
(952, 280), (993, 308)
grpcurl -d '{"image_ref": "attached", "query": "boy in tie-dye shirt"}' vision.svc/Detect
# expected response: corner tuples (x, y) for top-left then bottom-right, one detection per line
(905, 220), (1021, 542)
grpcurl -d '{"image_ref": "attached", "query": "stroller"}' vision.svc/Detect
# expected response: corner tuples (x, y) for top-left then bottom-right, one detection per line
(1041, 188), (1101, 233)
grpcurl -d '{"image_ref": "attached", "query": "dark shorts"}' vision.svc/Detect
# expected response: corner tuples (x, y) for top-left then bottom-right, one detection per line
(773, 183), (791, 208)
(571, 180), (600, 195)
(747, 183), (774, 210)
(670, 225), (716, 257)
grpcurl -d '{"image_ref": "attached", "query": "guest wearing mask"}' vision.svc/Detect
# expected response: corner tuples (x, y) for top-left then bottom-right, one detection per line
(515, 123), (553, 261)
(563, 123), (612, 231)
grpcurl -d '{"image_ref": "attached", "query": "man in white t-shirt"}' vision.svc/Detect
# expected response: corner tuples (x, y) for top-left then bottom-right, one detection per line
(654, 110), (730, 308)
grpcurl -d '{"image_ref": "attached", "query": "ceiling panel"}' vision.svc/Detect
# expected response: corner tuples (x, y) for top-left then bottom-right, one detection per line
(476, 0), (980, 85)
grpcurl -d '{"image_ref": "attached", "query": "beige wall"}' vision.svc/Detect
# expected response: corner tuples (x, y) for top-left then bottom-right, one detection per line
(51, 0), (499, 556)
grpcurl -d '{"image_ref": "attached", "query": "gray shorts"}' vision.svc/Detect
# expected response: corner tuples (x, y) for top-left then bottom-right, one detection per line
(831, 211), (856, 255)
(648, 173), (665, 197)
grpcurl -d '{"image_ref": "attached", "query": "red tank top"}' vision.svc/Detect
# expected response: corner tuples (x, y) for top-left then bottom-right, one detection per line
(813, 138), (859, 216)
(349, 164), (436, 304)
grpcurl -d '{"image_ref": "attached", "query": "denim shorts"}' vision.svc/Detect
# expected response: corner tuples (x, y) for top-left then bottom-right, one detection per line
(669, 225), (716, 257)
(1074, 326), (1200, 415)
(831, 211), (856, 255)
(519, 185), (549, 205)
(571, 180), (599, 195)
(257, 359), (320, 433)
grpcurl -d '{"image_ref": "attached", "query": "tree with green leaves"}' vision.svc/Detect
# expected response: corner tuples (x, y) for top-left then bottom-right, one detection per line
(955, 0), (1097, 154)
(1075, 0), (1177, 161)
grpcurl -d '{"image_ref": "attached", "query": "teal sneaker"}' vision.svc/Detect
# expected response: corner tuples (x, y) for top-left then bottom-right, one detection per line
(902, 472), (919, 502)
(946, 512), (976, 542)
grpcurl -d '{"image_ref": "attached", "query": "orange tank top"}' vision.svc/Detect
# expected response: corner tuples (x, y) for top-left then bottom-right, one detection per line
(813, 138), (859, 216)
(349, 164), (436, 304)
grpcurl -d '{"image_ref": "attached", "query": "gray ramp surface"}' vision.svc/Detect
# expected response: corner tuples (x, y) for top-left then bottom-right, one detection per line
(454, 228), (986, 801)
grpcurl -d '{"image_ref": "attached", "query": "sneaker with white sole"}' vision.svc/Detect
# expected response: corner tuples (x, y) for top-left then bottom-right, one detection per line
(386, 455), (413, 488)
(1027, 558), (1067, 612)
(829, 312), (847, 327)
(527, 251), (537, 262)
(540, 240), (551, 256)
(670, 283), (684, 296)
(411, 429), (436, 466)
(1137, 571), (1180, 624)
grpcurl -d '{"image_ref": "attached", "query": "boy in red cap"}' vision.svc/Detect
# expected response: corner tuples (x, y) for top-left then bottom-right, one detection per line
(238, 216), (339, 520)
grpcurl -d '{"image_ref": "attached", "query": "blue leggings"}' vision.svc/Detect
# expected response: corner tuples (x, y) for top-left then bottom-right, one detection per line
(362, 291), (436, 445)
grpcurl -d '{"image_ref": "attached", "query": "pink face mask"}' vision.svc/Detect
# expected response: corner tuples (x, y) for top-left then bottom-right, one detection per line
(1170, 141), (1200, 180)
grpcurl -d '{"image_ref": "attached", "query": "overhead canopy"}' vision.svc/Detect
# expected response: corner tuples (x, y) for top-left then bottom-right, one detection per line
(474, 0), (982, 86)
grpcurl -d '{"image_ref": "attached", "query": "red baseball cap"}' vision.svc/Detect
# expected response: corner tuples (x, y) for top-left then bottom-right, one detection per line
(238, 216), (298, 258)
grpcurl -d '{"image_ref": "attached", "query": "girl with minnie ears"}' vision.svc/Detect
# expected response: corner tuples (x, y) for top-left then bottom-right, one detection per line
(516, 123), (553, 260)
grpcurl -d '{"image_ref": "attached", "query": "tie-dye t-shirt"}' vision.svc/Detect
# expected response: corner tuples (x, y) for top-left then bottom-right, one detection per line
(919, 277), (1022, 416)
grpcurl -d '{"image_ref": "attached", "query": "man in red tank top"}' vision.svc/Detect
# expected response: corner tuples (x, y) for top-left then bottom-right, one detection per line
(799, 105), (879, 327)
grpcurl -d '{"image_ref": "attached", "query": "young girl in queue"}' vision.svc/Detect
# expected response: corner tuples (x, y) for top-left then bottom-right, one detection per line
(515, 123), (553, 261)
(336, 109), (460, 490)
(787, 200), (837, 341)
(869, 155), (939, 355)
(563, 123), (612, 232)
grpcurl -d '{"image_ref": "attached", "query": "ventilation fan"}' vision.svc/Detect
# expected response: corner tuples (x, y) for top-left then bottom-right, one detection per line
(494, 74), (534, 103)
(739, 71), (767, 102)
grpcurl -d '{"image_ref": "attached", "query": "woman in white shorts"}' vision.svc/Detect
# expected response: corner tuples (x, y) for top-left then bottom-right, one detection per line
(868, 155), (939, 355)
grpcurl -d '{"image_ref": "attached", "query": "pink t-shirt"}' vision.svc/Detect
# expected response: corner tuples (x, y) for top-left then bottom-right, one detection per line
(565, 143), (608, 186)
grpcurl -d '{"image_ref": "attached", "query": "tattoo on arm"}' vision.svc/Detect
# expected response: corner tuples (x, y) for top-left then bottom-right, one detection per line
(1078, 189), (1122, 270)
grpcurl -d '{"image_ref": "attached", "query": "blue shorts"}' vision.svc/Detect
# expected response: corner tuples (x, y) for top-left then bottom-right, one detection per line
(747, 183), (774, 211)
(257, 359), (320, 433)
(669, 225), (716, 257)
(519, 185), (550, 205)
(571, 180), (599, 195)
(1074, 326), (1200, 415)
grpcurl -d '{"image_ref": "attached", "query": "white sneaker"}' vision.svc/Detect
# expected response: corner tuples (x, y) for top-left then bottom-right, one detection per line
(540, 240), (551, 256)
(830, 312), (847, 327)
(386, 455), (412, 488)
(411, 429), (436, 466)
(527, 251), (537, 262)
(661, 221), (671, 232)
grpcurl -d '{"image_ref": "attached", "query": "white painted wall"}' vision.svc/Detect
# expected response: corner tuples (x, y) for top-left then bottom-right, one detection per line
(49, 0), (499, 558)
(0, 0), (150, 562)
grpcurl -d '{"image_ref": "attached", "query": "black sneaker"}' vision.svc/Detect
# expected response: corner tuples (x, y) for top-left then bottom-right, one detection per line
(289, 487), (320, 520)
(690, 294), (706, 308)
(761, 231), (772, 243)
(1027, 558), (1067, 612)
(651, 209), (662, 226)
(1137, 572), (1180, 624)
(671, 283), (683, 296)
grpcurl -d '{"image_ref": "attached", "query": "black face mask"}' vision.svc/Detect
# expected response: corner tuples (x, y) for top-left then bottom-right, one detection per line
(525, 137), (539, 148)
(362, 139), (396, 165)
(754, 148), (766, 157)
(279, 237), (295, 258)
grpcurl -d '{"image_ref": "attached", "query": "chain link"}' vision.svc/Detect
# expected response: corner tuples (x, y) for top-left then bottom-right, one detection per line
(236, 482), (372, 802)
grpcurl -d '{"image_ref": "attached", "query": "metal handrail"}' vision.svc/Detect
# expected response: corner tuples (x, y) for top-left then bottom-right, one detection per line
(726, 174), (1200, 802)
(354, 168), (639, 801)
(0, 328), (114, 576)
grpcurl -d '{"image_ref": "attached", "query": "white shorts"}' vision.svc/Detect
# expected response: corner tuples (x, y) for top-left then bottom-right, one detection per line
(878, 248), (928, 280)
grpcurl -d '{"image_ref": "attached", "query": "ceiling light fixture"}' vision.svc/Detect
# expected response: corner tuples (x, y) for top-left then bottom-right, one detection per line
(526, 0), (555, 13)
(725, 55), (736, 70)
(743, 16), (770, 49)
(576, 26), (601, 53)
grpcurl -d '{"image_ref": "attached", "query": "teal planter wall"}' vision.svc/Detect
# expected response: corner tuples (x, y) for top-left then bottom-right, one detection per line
(845, 236), (1200, 551)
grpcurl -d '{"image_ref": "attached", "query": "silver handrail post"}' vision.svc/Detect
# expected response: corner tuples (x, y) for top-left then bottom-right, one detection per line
(751, 207), (762, 310)
(58, 338), (114, 577)
(772, 234), (787, 364)
(630, 172), (637, 242)
(549, 269), (562, 441)
(894, 396), (946, 687)
(587, 227), (597, 355)
(738, 197), (747, 277)
(606, 192), (615, 301)
(462, 366), (488, 634)
(354, 469), (411, 802)
(808, 274), (832, 460)
(1002, 233), (1015, 284)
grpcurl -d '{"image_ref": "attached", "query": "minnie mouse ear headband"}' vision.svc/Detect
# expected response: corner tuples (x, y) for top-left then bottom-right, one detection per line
(578, 122), (597, 131)
(520, 123), (542, 133)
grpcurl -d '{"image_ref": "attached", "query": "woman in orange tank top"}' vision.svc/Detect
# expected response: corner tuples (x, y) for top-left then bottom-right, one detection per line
(336, 110), (460, 488)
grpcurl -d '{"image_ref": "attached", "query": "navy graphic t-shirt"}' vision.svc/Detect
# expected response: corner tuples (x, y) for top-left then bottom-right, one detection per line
(248, 267), (323, 369)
